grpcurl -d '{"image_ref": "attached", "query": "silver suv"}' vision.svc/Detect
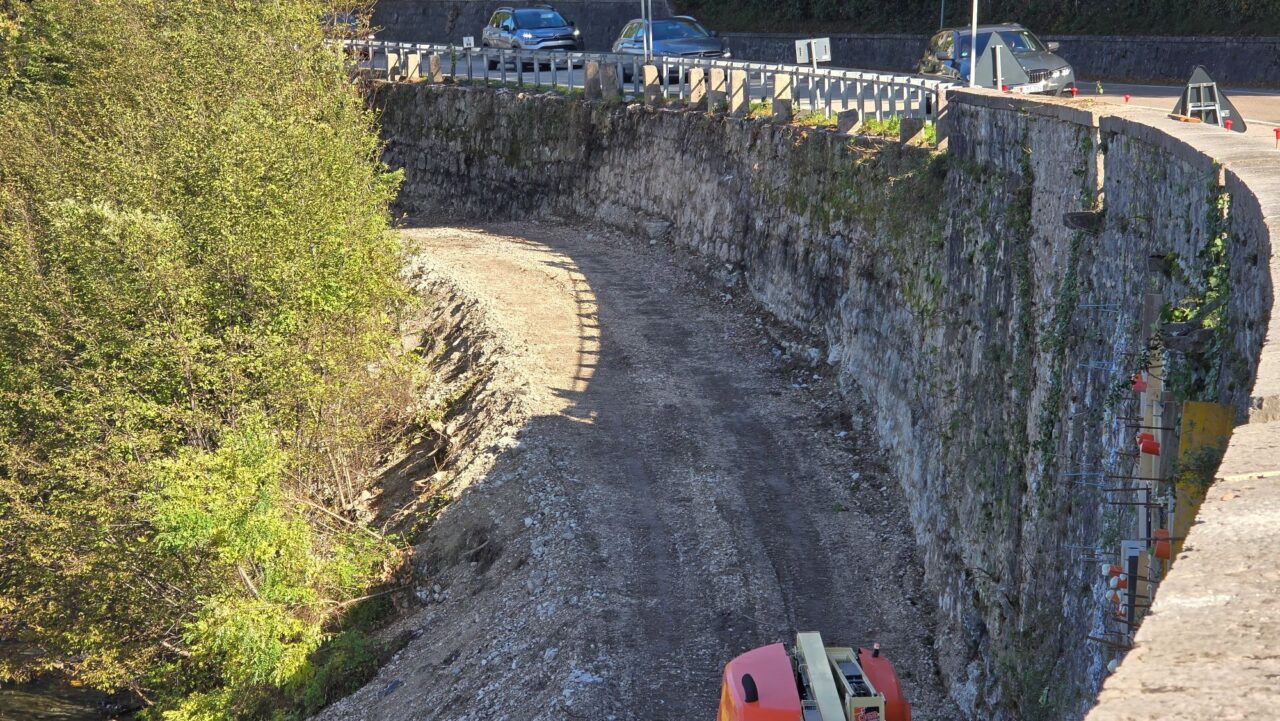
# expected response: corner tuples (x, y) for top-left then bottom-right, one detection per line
(482, 5), (583, 69)
(916, 23), (1075, 95)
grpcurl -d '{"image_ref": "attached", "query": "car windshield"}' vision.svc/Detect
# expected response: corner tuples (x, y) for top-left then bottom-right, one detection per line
(957, 29), (1047, 57)
(650, 20), (708, 41)
(514, 9), (568, 29)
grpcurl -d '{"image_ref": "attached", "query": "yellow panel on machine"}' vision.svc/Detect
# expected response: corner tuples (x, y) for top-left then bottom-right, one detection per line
(718, 632), (911, 721)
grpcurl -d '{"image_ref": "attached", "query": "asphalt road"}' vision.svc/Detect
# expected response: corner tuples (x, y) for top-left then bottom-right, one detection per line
(432, 55), (1280, 144)
(1084, 80), (1280, 144)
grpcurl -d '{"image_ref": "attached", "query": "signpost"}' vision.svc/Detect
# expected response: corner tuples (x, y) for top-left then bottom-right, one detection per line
(794, 37), (831, 66)
(640, 0), (654, 61)
(795, 38), (832, 114)
(969, 0), (979, 87)
(462, 36), (475, 49)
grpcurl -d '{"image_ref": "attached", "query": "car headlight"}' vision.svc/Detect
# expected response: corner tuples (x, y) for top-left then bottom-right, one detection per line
(722, 49), (732, 58)
(572, 27), (581, 37)
(518, 30), (535, 40)
(1053, 67), (1070, 78)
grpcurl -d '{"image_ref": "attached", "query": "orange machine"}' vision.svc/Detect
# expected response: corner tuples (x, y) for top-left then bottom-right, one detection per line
(718, 632), (911, 721)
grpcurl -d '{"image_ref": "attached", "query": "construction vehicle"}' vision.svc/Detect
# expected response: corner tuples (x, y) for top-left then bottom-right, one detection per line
(717, 632), (910, 721)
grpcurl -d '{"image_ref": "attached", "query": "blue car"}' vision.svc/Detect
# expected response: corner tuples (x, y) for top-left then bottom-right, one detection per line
(482, 5), (583, 69)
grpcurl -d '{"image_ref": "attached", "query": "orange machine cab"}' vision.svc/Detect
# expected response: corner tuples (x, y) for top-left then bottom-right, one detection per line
(717, 633), (911, 721)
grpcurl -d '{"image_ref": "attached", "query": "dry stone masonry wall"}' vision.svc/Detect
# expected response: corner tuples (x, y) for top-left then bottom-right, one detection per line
(374, 83), (1280, 720)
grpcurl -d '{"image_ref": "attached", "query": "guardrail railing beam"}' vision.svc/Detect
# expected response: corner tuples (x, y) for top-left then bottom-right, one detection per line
(339, 39), (954, 122)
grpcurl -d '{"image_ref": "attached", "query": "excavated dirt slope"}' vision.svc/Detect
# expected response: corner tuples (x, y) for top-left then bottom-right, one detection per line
(317, 220), (958, 720)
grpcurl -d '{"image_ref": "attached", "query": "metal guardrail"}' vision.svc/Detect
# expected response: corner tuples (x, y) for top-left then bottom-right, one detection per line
(344, 39), (956, 122)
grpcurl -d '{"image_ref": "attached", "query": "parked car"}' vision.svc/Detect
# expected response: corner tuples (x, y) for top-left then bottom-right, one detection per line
(611, 16), (730, 79)
(482, 5), (582, 69)
(916, 23), (1074, 95)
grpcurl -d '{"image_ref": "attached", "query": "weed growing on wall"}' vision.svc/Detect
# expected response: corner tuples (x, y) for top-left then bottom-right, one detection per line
(1163, 182), (1232, 403)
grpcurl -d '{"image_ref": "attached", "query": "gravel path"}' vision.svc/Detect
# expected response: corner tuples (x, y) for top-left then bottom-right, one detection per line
(316, 220), (958, 721)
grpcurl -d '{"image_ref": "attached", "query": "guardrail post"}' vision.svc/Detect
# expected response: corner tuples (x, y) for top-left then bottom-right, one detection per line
(403, 51), (421, 82)
(728, 69), (747, 116)
(643, 65), (661, 105)
(584, 61), (602, 100)
(772, 73), (793, 122)
(707, 68), (727, 111)
(687, 67), (707, 110)
(601, 63), (620, 101)
(426, 53), (443, 84)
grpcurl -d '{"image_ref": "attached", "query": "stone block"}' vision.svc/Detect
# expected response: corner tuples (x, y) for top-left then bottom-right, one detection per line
(426, 54), (444, 84)
(643, 65), (662, 106)
(899, 117), (926, 144)
(771, 73), (793, 122)
(584, 61), (602, 101)
(374, 51), (400, 80)
(708, 68), (727, 111)
(687, 68), (707, 109)
(728, 69), (747, 116)
(403, 52), (422, 82)
(837, 110), (862, 134)
(601, 64), (620, 101)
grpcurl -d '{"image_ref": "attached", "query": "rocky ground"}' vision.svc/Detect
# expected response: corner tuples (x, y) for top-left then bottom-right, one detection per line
(315, 220), (959, 721)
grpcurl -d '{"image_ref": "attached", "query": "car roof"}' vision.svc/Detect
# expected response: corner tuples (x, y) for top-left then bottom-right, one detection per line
(623, 16), (701, 24)
(939, 22), (1030, 33)
(495, 4), (559, 12)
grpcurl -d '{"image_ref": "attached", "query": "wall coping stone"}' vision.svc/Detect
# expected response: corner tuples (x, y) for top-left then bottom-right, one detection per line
(947, 87), (1105, 128)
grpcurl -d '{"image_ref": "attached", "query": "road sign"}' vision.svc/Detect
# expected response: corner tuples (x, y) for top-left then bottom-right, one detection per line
(1172, 66), (1247, 133)
(462, 36), (475, 48)
(795, 37), (832, 66)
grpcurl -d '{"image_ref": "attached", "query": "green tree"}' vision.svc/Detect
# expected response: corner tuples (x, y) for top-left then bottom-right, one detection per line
(0, 1), (408, 717)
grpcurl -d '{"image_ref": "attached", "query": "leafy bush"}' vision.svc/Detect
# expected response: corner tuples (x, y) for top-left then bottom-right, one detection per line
(0, 1), (408, 717)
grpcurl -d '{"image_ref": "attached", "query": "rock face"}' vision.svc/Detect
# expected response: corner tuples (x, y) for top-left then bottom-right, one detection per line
(373, 84), (1274, 720)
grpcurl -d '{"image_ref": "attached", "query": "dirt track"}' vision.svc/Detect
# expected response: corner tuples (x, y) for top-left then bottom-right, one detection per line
(316, 221), (958, 720)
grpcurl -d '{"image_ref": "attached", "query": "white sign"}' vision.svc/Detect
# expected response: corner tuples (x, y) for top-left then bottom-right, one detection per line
(795, 37), (832, 65)
(462, 36), (475, 48)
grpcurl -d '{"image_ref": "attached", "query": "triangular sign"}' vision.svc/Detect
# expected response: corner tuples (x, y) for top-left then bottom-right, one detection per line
(1172, 65), (1247, 133)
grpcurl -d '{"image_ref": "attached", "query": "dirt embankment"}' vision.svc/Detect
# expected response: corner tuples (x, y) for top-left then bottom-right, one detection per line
(317, 220), (958, 720)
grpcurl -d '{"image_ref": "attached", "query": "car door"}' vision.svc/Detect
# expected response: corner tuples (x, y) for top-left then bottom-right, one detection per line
(918, 30), (957, 76)
(483, 11), (502, 47)
(614, 21), (643, 55)
(499, 14), (517, 49)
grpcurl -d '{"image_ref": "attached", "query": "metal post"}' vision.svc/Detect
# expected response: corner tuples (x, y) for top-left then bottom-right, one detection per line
(940, 0), (946, 29)
(969, 0), (979, 87)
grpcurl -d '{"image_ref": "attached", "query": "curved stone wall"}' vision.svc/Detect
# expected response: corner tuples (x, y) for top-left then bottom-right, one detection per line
(373, 81), (1280, 719)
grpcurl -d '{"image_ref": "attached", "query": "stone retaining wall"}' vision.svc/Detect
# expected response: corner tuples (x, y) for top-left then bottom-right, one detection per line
(372, 82), (1280, 720)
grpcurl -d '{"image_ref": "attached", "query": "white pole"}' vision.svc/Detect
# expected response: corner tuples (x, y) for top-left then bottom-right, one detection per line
(968, 0), (978, 87)
(940, 0), (946, 29)
(643, 0), (653, 62)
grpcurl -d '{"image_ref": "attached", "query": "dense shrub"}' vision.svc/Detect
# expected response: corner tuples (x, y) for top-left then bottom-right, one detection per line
(0, 1), (408, 717)
(675, 0), (1280, 35)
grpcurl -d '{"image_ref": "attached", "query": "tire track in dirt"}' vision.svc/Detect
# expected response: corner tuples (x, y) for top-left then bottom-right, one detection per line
(315, 221), (958, 721)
